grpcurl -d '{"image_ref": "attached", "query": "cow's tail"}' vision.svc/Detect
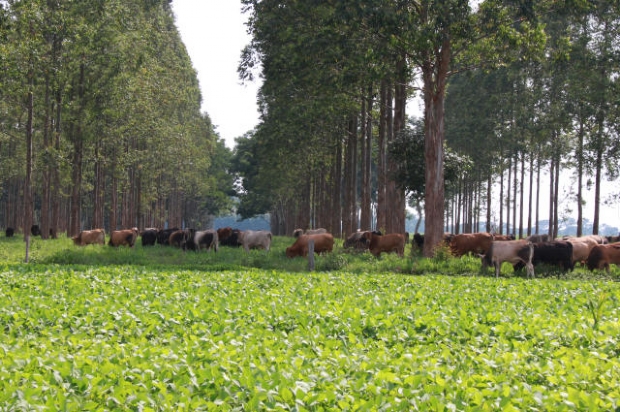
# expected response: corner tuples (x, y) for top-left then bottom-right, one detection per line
(526, 241), (535, 278)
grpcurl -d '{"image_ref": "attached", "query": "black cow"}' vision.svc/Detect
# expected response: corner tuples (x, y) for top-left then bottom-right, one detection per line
(219, 228), (242, 247)
(5, 227), (14, 237)
(157, 228), (179, 246)
(515, 240), (574, 276)
(169, 229), (196, 251)
(31, 225), (41, 236)
(141, 229), (158, 247)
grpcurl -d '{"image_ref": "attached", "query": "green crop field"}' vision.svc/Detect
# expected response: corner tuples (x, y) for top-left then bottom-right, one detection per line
(1, 235), (619, 411)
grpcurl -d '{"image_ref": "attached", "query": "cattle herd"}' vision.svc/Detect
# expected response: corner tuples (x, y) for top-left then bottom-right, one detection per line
(4, 224), (620, 275)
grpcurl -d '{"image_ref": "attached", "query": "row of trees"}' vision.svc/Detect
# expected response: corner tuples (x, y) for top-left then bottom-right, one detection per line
(0, 0), (234, 252)
(234, 0), (620, 255)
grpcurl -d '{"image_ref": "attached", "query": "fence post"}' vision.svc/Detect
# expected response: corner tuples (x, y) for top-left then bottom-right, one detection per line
(308, 239), (315, 271)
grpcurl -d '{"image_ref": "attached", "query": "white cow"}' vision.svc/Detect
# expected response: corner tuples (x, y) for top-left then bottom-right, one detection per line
(480, 239), (534, 278)
(240, 230), (272, 252)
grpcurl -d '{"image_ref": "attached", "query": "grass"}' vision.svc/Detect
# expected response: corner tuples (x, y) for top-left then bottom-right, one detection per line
(0, 233), (619, 410)
(2, 233), (617, 280)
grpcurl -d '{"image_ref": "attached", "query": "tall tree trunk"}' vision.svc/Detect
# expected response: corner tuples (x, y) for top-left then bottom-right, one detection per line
(553, 153), (560, 239)
(69, 63), (86, 237)
(576, 111), (584, 237)
(421, 38), (449, 256)
(390, 60), (407, 234)
(486, 175), (492, 232)
(332, 137), (343, 238)
(24, 88), (34, 262)
(343, 116), (357, 236)
(527, 150), (534, 237)
(506, 157), (511, 236)
(360, 87), (373, 231)
(548, 147), (555, 238)
(377, 81), (390, 232)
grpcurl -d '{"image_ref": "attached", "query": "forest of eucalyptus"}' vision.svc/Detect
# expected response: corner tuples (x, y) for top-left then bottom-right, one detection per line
(236, 0), (620, 256)
(1, 1), (620, 258)
(0, 0), (235, 242)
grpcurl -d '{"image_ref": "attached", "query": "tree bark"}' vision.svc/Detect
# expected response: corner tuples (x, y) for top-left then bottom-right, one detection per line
(421, 37), (450, 256)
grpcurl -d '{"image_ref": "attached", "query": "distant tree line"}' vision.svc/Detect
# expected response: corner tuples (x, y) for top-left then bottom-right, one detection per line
(0, 0), (234, 243)
(234, 0), (620, 255)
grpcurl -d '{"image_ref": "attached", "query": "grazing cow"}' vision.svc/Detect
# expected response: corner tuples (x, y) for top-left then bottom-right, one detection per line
(286, 233), (334, 258)
(5, 227), (14, 237)
(412, 232), (453, 252)
(108, 228), (139, 247)
(240, 230), (272, 252)
(586, 242), (620, 273)
(141, 228), (158, 247)
(362, 231), (405, 258)
(156, 228), (179, 246)
(480, 239), (534, 278)
(195, 229), (218, 252)
(219, 228), (242, 247)
(343, 231), (370, 251)
(72, 229), (105, 246)
(450, 232), (494, 257)
(30, 225), (41, 236)
(169, 229), (196, 250)
(514, 241), (574, 275)
(527, 234), (550, 243)
(412, 232), (424, 251)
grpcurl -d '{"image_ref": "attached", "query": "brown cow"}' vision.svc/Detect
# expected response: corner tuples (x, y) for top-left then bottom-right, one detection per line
(586, 242), (620, 273)
(293, 228), (327, 238)
(343, 231), (371, 251)
(286, 233), (334, 258)
(450, 232), (493, 257)
(108, 228), (139, 247)
(362, 231), (405, 258)
(72, 229), (105, 246)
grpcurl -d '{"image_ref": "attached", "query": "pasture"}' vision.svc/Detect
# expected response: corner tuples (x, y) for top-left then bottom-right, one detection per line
(0, 234), (619, 410)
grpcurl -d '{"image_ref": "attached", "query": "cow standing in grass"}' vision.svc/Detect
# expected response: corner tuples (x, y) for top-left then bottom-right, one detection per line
(109, 228), (139, 248)
(72, 229), (106, 246)
(586, 243), (620, 273)
(240, 230), (272, 252)
(195, 229), (218, 252)
(480, 239), (534, 278)
(286, 233), (334, 258)
(362, 231), (405, 258)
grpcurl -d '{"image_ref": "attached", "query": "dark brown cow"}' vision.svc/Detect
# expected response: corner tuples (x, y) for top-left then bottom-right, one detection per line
(169, 229), (196, 250)
(219, 228), (242, 247)
(5, 227), (14, 237)
(72, 229), (105, 246)
(286, 233), (334, 258)
(480, 239), (534, 278)
(343, 231), (370, 251)
(586, 242), (620, 273)
(362, 231), (405, 258)
(450, 232), (493, 257)
(108, 228), (139, 248)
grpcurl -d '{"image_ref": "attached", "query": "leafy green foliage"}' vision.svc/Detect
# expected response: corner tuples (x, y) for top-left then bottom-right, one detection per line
(1, 234), (620, 410)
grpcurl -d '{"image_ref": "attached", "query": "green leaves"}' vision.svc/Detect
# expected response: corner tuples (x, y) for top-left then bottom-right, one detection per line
(0, 262), (619, 410)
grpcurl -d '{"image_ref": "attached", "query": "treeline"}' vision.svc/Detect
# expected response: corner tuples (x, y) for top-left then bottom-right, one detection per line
(234, 0), (620, 254)
(0, 0), (233, 240)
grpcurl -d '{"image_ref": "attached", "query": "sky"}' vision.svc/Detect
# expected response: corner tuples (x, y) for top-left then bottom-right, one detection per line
(170, 1), (620, 231)
(171, 1), (260, 149)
